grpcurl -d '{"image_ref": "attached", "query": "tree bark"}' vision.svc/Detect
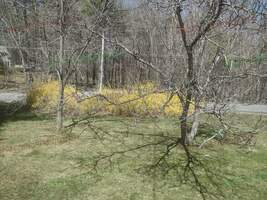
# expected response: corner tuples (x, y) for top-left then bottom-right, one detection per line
(188, 104), (200, 144)
(57, 0), (65, 132)
(180, 47), (194, 145)
(99, 32), (105, 93)
(57, 75), (65, 131)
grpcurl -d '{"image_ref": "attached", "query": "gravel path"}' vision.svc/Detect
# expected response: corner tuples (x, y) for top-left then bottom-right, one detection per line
(0, 91), (27, 114)
(0, 91), (26, 104)
(227, 103), (267, 114)
(205, 103), (267, 115)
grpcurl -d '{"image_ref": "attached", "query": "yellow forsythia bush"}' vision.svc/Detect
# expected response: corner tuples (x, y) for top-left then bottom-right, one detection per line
(27, 81), (79, 114)
(28, 81), (185, 116)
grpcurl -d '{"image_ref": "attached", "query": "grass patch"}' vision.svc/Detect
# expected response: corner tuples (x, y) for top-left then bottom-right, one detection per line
(0, 113), (266, 200)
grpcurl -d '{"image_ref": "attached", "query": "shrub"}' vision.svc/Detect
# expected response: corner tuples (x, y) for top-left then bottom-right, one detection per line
(27, 81), (78, 115)
(28, 81), (186, 117)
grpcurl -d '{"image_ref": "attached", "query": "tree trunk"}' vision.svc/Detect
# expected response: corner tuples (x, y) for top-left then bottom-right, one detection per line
(23, 0), (33, 88)
(188, 104), (200, 144)
(180, 101), (191, 145)
(57, 34), (64, 131)
(92, 63), (97, 86)
(180, 47), (194, 145)
(119, 59), (122, 86)
(57, 0), (65, 132)
(75, 70), (78, 88)
(99, 32), (105, 93)
(57, 77), (64, 131)
(86, 64), (90, 87)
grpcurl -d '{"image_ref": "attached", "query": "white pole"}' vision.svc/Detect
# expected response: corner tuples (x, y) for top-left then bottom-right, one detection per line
(99, 32), (105, 93)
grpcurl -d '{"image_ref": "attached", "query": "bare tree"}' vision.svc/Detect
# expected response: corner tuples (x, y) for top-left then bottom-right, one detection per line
(99, 31), (105, 93)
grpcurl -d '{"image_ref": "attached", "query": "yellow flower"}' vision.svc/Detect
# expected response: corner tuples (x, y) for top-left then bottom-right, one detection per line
(28, 81), (189, 117)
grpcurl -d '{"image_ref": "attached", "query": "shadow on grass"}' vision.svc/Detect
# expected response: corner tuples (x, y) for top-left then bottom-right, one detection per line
(0, 110), (51, 134)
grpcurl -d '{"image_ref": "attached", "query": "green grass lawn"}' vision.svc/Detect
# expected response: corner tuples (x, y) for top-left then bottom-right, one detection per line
(0, 113), (266, 200)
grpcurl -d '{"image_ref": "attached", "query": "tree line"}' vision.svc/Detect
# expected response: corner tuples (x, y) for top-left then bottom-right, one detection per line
(0, 0), (266, 135)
